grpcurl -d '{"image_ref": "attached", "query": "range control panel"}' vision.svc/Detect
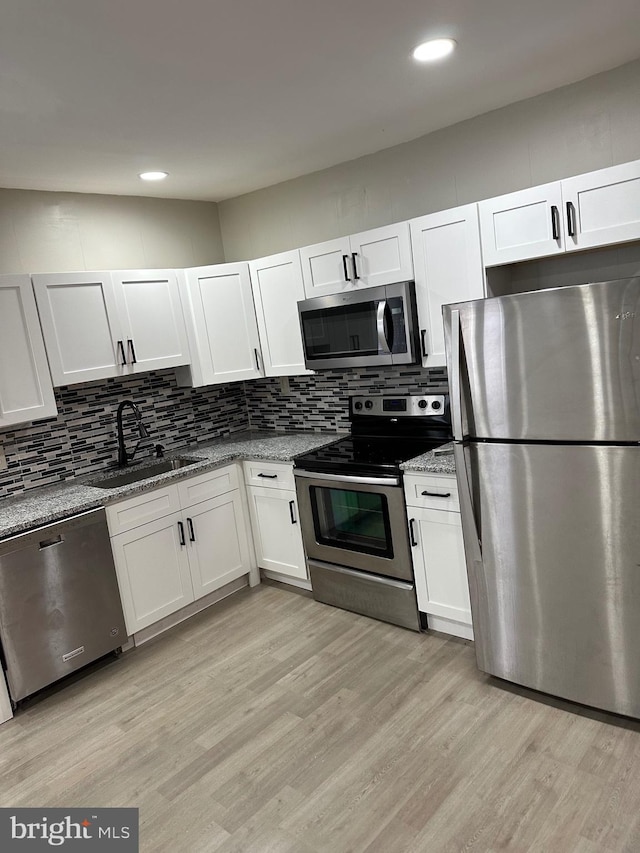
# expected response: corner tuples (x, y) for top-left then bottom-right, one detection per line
(350, 395), (447, 417)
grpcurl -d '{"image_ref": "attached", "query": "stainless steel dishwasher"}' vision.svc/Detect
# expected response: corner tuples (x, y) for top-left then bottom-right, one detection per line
(0, 507), (126, 704)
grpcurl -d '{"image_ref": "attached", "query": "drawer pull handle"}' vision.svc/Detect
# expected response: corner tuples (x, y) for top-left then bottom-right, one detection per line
(409, 518), (418, 547)
(257, 473), (278, 479)
(421, 490), (451, 498)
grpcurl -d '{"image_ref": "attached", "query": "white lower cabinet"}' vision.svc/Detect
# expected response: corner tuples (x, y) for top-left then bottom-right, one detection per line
(107, 464), (252, 635)
(243, 461), (308, 583)
(404, 473), (473, 640)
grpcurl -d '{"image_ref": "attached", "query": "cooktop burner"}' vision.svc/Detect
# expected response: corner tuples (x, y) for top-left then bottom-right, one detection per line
(294, 394), (452, 478)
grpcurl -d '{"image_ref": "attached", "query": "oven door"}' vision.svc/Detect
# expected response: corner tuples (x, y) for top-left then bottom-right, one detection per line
(294, 470), (413, 581)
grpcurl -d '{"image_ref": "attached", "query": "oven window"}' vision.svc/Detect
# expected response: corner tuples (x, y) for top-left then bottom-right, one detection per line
(310, 486), (394, 558)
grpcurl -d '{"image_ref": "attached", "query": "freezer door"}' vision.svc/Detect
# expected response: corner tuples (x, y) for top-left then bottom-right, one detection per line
(444, 277), (640, 442)
(459, 441), (640, 718)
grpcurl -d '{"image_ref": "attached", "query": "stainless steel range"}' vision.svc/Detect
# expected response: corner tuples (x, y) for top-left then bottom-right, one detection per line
(294, 394), (452, 630)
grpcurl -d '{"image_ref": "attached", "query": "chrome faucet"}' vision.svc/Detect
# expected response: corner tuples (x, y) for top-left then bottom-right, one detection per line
(116, 400), (150, 467)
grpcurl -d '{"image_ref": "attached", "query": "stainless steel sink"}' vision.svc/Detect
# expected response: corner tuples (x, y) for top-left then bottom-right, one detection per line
(88, 457), (202, 489)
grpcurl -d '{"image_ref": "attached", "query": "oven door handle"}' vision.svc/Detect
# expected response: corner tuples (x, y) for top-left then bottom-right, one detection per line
(377, 300), (391, 355)
(294, 469), (400, 487)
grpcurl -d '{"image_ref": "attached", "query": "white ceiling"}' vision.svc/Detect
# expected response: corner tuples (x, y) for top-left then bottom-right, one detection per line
(2, 0), (640, 202)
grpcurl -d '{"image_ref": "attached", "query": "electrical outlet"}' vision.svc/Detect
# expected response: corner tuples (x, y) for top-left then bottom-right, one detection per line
(279, 376), (290, 395)
(0, 444), (7, 472)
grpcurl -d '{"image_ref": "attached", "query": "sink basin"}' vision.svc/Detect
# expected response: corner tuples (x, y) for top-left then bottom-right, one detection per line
(88, 457), (202, 489)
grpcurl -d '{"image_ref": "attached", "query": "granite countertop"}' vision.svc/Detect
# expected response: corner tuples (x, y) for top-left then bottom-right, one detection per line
(400, 442), (456, 475)
(0, 430), (341, 540)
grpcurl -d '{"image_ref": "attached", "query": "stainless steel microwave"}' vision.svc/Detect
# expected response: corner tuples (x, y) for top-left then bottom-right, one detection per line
(297, 281), (419, 370)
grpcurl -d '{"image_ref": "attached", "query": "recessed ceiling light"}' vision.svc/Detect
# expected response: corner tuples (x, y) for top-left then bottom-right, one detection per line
(139, 171), (168, 181)
(413, 38), (456, 62)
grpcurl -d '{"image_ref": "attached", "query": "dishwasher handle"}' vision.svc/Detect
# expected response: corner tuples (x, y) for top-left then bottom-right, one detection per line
(39, 534), (65, 550)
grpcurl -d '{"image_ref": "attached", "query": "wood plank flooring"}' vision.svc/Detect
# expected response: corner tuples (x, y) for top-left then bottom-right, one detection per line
(2, 583), (640, 852)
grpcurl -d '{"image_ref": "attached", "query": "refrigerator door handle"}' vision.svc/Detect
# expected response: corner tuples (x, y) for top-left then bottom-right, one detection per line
(450, 308), (464, 441)
(453, 443), (490, 669)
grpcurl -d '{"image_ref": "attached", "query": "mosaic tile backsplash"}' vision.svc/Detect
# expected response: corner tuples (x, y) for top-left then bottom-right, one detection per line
(244, 365), (448, 433)
(0, 364), (447, 499)
(0, 371), (249, 499)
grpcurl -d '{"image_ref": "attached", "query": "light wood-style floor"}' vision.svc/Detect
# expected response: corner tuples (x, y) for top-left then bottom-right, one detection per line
(2, 583), (640, 852)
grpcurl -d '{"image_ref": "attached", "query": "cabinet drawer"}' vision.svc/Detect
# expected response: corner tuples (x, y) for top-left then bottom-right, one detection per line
(177, 463), (239, 508)
(106, 485), (181, 536)
(404, 474), (459, 512)
(243, 460), (295, 490)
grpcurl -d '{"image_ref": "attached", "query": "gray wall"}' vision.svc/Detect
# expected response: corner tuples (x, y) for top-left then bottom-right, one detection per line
(0, 189), (224, 274)
(218, 58), (640, 261)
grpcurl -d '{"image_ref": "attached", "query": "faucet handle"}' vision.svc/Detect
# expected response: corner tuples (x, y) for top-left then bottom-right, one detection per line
(154, 444), (165, 458)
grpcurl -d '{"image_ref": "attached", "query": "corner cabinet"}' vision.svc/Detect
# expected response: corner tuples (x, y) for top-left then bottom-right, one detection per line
(404, 472), (473, 640)
(249, 251), (313, 377)
(32, 269), (190, 386)
(107, 464), (253, 635)
(409, 205), (484, 367)
(0, 275), (57, 427)
(299, 222), (413, 297)
(243, 461), (308, 584)
(479, 159), (640, 266)
(175, 262), (263, 387)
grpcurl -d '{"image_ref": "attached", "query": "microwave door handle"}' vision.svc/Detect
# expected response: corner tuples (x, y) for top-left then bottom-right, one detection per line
(384, 300), (395, 352)
(377, 300), (391, 354)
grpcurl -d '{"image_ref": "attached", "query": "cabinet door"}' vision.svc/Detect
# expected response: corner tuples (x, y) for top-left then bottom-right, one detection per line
(478, 183), (565, 266)
(249, 251), (313, 376)
(0, 276), (57, 426)
(112, 269), (190, 374)
(179, 263), (262, 386)
(111, 514), (194, 634)
(186, 491), (252, 599)
(562, 159), (640, 252)
(32, 271), (124, 386)
(349, 222), (413, 288)
(299, 236), (354, 297)
(409, 205), (484, 367)
(247, 486), (307, 580)
(408, 505), (472, 636)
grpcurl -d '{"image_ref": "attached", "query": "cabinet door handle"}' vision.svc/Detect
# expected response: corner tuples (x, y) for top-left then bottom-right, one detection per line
(257, 473), (278, 479)
(177, 521), (186, 546)
(420, 329), (428, 359)
(254, 348), (261, 371)
(421, 490), (451, 498)
(342, 254), (351, 282)
(409, 518), (418, 547)
(127, 339), (138, 364)
(351, 252), (359, 280)
(566, 201), (577, 237)
(187, 517), (195, 542)
(289, 500), (297, 524)
(551, 205), (560, 241)
(117, 340), (127, 366)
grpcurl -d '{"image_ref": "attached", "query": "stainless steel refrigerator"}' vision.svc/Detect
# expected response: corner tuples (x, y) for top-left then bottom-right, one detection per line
(443, 278), (640, 718)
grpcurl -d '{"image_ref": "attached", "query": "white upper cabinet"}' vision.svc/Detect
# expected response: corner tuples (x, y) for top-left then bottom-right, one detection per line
(562, 159), (640, 252)
(32, 271), (125, 386)
(349, 222), (414, 289)
(479, 183), (565, 266)
(176, 262), (263, 387)
(479, 159), (640, 266)
(409, 205), (484, 367)
(33, 269), (189, 386)
(0, 275), (57, 427)
(249, 250), (313, 377)
(300, 222), (413, 297)
(111, 269), (190, 374)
